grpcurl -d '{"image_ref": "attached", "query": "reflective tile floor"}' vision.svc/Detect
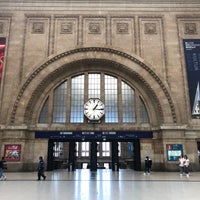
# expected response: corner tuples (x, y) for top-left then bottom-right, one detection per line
(1, 169), (200, 200)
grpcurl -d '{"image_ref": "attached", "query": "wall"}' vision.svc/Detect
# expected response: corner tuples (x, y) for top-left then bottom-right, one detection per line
(0, 1), (200, 171)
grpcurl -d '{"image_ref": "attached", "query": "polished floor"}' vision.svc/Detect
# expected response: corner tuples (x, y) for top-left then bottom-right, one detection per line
(0, 169), (200, 200)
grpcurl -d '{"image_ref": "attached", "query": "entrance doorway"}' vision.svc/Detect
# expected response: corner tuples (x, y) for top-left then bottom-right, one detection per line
(47, 139), (141, 171)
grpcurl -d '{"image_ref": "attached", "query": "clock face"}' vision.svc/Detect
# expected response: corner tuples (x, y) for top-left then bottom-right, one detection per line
(84, 98), (105, 121)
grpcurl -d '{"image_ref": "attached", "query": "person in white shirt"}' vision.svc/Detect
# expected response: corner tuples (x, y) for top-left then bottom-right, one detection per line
(179, 155), (185, 176)
(184, 155), (190, 177)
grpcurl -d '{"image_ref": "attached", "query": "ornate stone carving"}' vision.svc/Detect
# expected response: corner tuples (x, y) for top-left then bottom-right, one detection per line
(184, 23), (197, 34)
(0, 22), (3, 33)
(145, 23), (157, 34)
(88, 23), (101, 34)
(60, 22), (73, 34)
(116, 23), (129, 34)
(32, 22), (44, 34)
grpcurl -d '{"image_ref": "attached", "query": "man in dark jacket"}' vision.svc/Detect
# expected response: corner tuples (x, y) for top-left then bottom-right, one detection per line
(144, 156), (152, 175)
(37, 156), (46, 180)
(0, 156), (7, 180)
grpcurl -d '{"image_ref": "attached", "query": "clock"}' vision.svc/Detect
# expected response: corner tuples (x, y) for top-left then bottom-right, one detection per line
(84, 98), (105, 121)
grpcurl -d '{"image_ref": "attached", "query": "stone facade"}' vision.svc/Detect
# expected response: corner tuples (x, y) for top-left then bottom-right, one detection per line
(0, 0), (200, 171)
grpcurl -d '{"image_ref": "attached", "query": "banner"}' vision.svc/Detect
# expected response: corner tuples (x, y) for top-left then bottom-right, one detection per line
(4, 144), (21, 162)
(183, 39), (200, 117)
(0, 37), (6, 81)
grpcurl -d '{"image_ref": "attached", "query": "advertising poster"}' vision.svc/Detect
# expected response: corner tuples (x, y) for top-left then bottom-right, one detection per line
(4, 144), (21, 161)
(183, 39), (200, 118)
(0, 37), (6, 82)
(166, 144), (183, 161)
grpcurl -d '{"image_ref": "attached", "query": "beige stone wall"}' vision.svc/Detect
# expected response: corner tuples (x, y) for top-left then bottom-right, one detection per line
(0, 1), (200, 171)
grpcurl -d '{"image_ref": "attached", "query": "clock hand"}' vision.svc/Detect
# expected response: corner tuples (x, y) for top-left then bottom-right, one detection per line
(93, 104), (98, 110)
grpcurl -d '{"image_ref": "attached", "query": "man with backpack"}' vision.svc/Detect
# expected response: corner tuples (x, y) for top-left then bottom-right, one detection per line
(37, 156), (46, 181)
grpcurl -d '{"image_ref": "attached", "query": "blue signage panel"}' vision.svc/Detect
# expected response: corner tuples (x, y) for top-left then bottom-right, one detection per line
(35, 131), (153, 140)
(183, 39), (200, 117)
(166, 144), (183, 161)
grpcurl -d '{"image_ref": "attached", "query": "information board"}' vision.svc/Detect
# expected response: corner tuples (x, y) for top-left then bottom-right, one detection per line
(35, 131), (153, 141)
(166, 144), (183, 161)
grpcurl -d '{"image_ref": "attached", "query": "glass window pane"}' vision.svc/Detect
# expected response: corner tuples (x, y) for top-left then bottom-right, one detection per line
(39, 97), (49, 123)
(53, 142), (63, 158)
(140, 97), (149, 123)
(81, 142), (89, 157)
(105, 75), (118, 123)
(53, 81), (67, 123)
(118, 142), (121, 156)
(76, 142), (79, 157)
(88, 73), (100, 99)
(102, 142), (110, 157)
(70, 75), (84, 123)
(122, 81), (136, 123)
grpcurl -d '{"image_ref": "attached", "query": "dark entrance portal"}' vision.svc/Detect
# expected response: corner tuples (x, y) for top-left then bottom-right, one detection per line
(36, 131), (152, 171)
(47, 139), (141, 172)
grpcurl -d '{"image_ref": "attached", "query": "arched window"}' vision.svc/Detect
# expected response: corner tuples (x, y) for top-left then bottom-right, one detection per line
(38, 73), (149, 124)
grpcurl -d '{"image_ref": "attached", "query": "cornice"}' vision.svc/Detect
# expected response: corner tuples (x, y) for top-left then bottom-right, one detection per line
(0, 0), (200, 12)
(0, 0), (200, 4)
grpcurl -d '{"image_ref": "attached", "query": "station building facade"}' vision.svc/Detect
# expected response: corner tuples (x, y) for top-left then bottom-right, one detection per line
(0, 0), (200, 171)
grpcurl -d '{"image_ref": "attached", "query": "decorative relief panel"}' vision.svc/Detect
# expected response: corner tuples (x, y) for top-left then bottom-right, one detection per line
(139, 17), (165, 78)
(144, 23), (157, 34)
(32, 22), (45, 34)
(23, 17), (50, 77)
(111, 17), (135, 53)
(88, 23), (101, 34)
(184, 23), (197, 34)
(83, 17), (106, 46)
(54, 17), (79, 52)
(0, 22), (3, 33)
(60, 22), (73, 34)
(177, 17), (200, 37)
(116, 23), (129, 34)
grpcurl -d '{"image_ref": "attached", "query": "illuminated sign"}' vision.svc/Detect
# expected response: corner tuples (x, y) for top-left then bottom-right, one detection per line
(35, 131), (153, 141)
(166, 144), (183, 161)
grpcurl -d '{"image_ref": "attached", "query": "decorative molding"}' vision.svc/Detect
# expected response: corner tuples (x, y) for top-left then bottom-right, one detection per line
(60, 22), (73, 34)
(184, 23), (197, 34)
(116, 23), (129, 34)
(32, 22), (45, 34)
(144, 23), (157, 34)
(88, 22), (101, 34)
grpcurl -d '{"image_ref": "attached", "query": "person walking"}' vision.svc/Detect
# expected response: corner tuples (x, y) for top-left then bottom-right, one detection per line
(0, 156), (7, 181)
(179, 155), (185, 176)
(184, 155), (190, 177)
(37, 156), (46, 181)
(144, 156), (152, 175)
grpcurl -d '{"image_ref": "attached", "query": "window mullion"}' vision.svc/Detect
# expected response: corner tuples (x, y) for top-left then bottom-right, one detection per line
(135, 90), (140, 125)
(118, 78), (122, 123)
(66, 78), (71, 123)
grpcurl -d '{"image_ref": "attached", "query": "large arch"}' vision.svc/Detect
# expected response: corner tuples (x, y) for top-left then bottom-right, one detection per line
(9, 47), (178, 129)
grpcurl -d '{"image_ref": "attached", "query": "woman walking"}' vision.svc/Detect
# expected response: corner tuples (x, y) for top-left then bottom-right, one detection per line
(184, 155), (190, 177)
